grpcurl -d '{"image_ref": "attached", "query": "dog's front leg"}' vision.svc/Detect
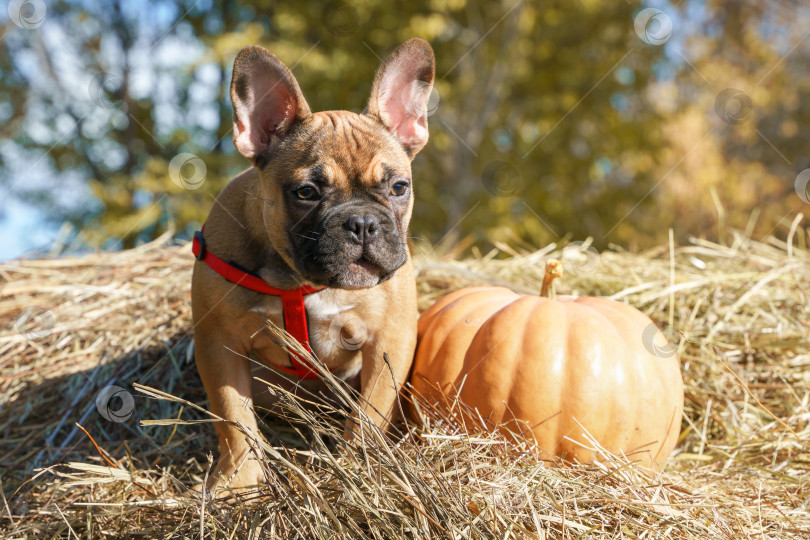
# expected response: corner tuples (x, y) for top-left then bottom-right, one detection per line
(194, 335), (265, 491)
(344, 335), (416, 441)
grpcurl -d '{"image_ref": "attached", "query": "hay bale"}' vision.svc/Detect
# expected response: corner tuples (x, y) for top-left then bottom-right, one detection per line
(0, 229), (808, 538)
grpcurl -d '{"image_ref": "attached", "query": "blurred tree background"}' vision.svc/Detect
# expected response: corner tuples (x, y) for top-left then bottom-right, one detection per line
(0, 0), (808, 258)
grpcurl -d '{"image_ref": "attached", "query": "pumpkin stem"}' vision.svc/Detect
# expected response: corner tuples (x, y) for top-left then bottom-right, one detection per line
(541, 259), (563, 298)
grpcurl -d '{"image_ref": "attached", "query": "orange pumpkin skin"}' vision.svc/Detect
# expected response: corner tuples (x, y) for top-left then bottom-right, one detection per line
(411, 287), (684, 469)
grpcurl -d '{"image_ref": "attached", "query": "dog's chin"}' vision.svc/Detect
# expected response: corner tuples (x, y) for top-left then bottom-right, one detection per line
(299, 251), (406, 290)
(327, 259), (387, 290)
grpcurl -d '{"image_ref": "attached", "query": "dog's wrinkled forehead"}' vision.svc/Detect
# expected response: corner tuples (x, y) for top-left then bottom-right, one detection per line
(271, 111), (411, 187)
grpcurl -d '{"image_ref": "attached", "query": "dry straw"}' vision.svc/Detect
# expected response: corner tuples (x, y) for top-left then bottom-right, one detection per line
(0, 225), (808, 538)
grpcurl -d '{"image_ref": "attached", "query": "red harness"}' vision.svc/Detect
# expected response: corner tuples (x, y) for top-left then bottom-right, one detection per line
(192, 229), (326, 380)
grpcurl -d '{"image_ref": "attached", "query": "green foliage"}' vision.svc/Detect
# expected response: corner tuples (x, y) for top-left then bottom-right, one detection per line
(1, 0), (806, 252)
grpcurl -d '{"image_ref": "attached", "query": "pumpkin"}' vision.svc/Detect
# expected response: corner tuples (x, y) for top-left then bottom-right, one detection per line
(411, 259), (683, 469)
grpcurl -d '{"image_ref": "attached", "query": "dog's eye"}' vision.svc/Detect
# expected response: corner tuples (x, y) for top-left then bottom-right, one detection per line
(295, 186), (317, 200)
(390, 181), (409, 197)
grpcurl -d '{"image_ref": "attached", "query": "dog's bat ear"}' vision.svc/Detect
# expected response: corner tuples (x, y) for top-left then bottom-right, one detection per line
(230, 45), (311, 164)
(365, 38), (435, 158)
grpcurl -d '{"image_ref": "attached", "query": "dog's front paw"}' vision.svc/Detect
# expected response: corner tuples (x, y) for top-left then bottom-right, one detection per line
(197, 455), (266, 497)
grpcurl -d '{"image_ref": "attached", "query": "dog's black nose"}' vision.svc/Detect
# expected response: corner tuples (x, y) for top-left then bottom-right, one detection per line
(344, 215), (380, 244)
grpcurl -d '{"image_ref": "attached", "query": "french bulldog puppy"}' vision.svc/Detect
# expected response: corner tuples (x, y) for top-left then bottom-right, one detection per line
(191, 38), (434, 491)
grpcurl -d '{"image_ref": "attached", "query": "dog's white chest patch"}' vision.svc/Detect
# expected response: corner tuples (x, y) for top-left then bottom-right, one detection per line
(252, 291), (355, 318)
(306, 294), (367, 366)
(304, 293), (357, 319)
